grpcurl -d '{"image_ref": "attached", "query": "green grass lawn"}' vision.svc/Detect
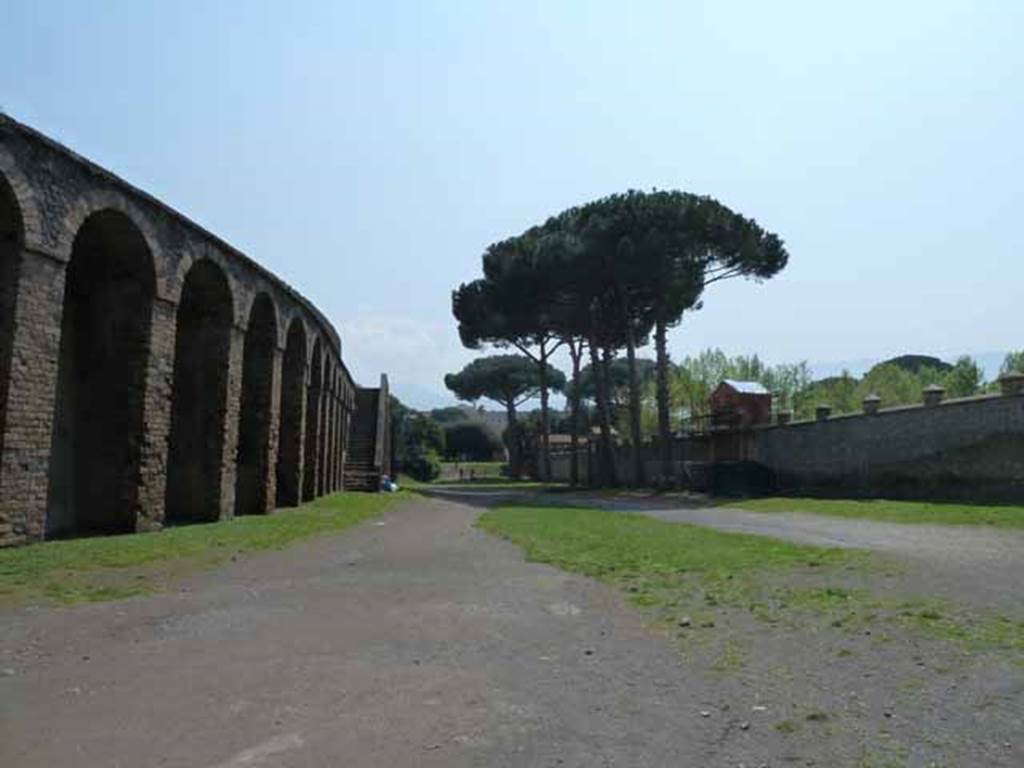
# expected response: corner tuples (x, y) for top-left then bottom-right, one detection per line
(479, 504), (1024, 654)
(399, 466), (557, 492)
(440, 461), (507, 477)
(429, 481), (559, 491)
(727, 497), (1024, 528)
(0, 491), (403, 606)
(479, 504), (854, 581)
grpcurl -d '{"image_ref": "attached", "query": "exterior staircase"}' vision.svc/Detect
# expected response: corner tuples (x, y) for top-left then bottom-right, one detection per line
(343, 387), (383, 491)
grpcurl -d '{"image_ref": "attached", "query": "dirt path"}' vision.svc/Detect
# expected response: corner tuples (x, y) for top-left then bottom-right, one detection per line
(2, 494), (1021, 767)
(0, 496), (734, 767)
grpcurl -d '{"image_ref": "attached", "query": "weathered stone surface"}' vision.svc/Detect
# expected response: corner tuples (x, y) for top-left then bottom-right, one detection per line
(551, 391), (1024, 502)
(0, 115), (386, 546)
(752, 394), (1024, 501)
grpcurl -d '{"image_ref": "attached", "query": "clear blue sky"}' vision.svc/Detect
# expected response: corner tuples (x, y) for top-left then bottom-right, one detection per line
(4, 1), (1021, 408)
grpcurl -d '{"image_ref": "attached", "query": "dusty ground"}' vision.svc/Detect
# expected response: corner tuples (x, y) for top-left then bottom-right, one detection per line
(2, 494), (1022, 767)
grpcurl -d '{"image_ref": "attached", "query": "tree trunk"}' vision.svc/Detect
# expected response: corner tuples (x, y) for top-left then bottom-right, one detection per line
(613, 277), (644, 488)
(538, 339), (552, 482)
(623, 323), (645, 488)
(655, 318), (672, 488)
(504, 400), (520, 479)
(567, 337), (584, 487)
(590, 336), (616, 487)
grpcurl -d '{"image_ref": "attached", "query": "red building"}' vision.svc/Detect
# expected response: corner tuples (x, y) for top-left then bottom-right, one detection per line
(710, 380), (773, 430)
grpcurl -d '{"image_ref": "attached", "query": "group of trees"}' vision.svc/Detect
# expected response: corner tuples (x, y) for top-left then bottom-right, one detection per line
(784, 353), (1017, 420)
(430, 405), (505, 461)
(632, 349), (1024, 442)
(447, 189), (788, 486)
(390, 396), (506, 482)
(390, 396), (445, 481)
(443, 355), (563, 476)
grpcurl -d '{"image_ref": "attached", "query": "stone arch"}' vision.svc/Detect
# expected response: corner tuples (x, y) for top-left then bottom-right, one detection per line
(167, 246), (236, 307)
(46, 209), (156, 537)
(165, 258), (234, 524)
(58, 190), (161, 267)
(234, 292), (278, 516)
(276, 317), (306, 507)
(302, 337), (322, 501)
(0, 149), (43, 254)
(0, 171), (23, 479)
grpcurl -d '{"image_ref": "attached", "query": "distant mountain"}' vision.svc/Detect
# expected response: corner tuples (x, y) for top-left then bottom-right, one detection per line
(877, 354), (953, 375)
(811, 351), (1010, 383)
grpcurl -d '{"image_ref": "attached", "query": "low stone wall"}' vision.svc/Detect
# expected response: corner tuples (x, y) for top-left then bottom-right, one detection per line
(556, 387), (1024, 502)
(750, 392), (1024, 501)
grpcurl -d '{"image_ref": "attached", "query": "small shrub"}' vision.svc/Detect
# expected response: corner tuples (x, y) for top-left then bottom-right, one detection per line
(405, 450), (442, 482)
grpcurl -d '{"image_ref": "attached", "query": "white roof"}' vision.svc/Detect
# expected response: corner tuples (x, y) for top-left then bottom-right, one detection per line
(722, 379), (769, 395)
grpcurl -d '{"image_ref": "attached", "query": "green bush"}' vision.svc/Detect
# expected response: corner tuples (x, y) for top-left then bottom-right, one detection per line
(405, 450), (442, 482)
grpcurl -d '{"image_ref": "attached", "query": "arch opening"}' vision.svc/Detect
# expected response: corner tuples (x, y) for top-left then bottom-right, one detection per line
(165, 259), (233, 524)
(234, 294), (277, 516)
(302, 338), (322, 502)
(0, 173), (23, 476)
(46, 210), (156, 537)
(316, 363), (329, 496)
(276, 319), (306, 507)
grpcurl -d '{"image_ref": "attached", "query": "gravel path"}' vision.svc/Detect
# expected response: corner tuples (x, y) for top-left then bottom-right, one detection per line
(2, 494), (1021, 767)
(0, 496), (735, 767)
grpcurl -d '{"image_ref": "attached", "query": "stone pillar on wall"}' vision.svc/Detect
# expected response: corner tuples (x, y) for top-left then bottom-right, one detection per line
(863, 393), (882, 415)
(263, 346), (284, 513)
(217, 325), (246, 520)
(922, 384), (945, 407)
(326, 388), (334, 492)
(815, 404), (832, 421)
(0, 248), (65, 544)
(301, 362), (321, 504)
(334, 398), (342, 490)
(339, 402), (349, 491)
(315, 385), (323, 499)
(313, 380), (325, 499)
(331, 393), (339, 489)
(294, 364), (309, 505)
(321, 393), (329, 495)
(1000, 372), (1024, 397)
(135, 298), (177, 531)
(331, 385), (339, 493)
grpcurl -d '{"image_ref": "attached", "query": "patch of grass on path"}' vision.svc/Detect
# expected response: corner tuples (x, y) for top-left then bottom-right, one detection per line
(400, 477), (563, 494)
(0, 492), (403, 606)
(440, 461), (506, 476)
(479, 505), (1024, 656)
(478, 505), (854, 580)
(429, 481), (561, 491)
(729, 497), (1024, 529)
(478, 505), (860, 629)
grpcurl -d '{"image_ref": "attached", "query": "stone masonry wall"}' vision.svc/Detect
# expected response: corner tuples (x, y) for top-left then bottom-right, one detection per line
(750, 392), (1024, 501)
(552, 391), (1024, 503)
(0, 115), (382, 546)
